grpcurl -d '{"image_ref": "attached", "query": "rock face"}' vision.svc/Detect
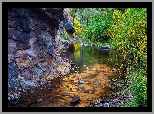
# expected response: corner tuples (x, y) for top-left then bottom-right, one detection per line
(8, 8), (75, 99)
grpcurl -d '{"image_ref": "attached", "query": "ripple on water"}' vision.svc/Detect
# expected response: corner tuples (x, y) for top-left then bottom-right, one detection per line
(50, 63), (119, 107)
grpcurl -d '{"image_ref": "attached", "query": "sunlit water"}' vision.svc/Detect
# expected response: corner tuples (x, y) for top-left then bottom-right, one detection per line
(38, 45), (126, 107)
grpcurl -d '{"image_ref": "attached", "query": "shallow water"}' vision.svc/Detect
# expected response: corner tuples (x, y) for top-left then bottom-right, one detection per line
(36, 45), (126, 107)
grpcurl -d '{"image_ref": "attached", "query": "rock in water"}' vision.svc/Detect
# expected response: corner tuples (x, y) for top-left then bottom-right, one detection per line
(101, 45), (110, 51)
(78, 78), (84, 84)
(112, 68), (117, 72)
(70, 96), (80, 106)
(83, 42), (89, 46)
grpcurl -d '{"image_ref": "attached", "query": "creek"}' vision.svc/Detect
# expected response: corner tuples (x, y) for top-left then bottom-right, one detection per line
(36, 44), (126, 107)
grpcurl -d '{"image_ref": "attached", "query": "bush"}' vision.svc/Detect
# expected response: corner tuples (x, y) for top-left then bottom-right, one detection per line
(120, 68), (147, 107)
(73, 18), (83, 37)
(107, 8), (147, 70)
(107, 8), (147, 107)
(82, 8), (114, 43)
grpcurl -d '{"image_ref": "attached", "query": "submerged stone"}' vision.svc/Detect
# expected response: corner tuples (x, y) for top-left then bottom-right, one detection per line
(112, 68), (117, 72)
(78, 79), (84, 84)
(70, 96), (80, 106)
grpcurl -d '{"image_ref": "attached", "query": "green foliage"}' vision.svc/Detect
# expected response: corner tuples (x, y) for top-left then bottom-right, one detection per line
(82, 8), (114, 43)
(107, 8), (147, 70)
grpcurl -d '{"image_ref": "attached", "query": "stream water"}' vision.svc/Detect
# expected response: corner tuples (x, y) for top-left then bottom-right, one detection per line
(34, 45), (126, 107)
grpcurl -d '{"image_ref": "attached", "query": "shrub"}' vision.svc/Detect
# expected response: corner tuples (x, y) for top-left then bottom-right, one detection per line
(82, 8), (114, 43)
(107, 8), (147, 70)
(108, 8), (147, 107)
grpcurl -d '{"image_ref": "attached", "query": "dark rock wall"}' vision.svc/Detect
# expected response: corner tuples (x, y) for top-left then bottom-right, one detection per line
(8, 8), (74, 95)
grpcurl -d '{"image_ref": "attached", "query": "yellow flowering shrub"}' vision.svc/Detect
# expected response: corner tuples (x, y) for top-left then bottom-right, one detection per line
(73, 18), (83, 37)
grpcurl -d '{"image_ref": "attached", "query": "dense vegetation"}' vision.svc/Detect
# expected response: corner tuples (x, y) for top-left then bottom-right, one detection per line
(65, 8), (147, 107)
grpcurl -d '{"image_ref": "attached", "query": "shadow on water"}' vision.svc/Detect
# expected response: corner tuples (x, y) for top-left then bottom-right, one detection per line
(64, 42), (75, 62)
(65, 50), (74, 61)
